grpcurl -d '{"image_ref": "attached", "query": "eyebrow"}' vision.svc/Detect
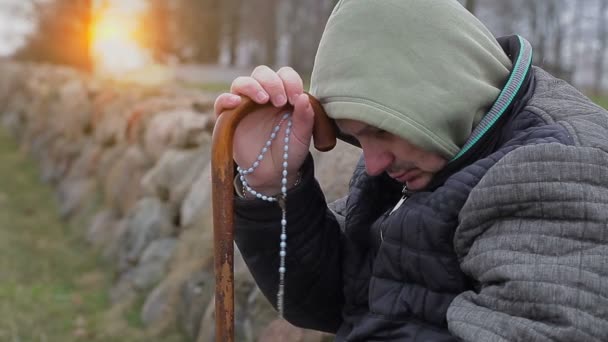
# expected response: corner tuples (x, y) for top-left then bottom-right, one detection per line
(353, 125), (382, 137)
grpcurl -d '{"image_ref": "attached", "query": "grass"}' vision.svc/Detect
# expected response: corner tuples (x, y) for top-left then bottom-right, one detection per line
(590, 95), (608, 109)
(0, 127), (185, 342)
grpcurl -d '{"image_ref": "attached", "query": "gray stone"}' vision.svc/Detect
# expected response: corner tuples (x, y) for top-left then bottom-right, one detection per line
(101, 218), (128, 262)
(142, 109), (211, 162)
(87, 209), (119, 247)
(57, 178), (96, 219)
(103, 146), (150, 215)
(140, 146), (209, 212)
(130, 238), (178, 290)
(178, 270), (214, 339)
(141, 281), (171, 327)
(180, 162), (212, 229)
(118, 198), (175, 272)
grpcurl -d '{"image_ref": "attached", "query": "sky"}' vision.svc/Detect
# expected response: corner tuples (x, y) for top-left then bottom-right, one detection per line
(0, 0), (147, 57)
(0, 1), (34, 56)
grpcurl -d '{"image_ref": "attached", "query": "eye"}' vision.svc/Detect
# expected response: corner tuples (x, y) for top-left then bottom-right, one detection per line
(375, 129), (388, 137)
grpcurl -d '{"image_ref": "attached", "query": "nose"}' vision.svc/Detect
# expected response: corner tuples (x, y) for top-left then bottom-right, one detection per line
(362, 146), (393, 176)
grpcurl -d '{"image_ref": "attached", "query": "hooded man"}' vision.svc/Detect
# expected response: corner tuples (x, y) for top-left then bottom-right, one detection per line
(214, 0), (608, 340)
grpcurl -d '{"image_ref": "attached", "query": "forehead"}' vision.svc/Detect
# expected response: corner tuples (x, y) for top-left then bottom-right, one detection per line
(335, 119), (374, 136)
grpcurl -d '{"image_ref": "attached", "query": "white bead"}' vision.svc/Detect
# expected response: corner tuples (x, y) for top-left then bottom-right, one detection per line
(280, 242), (286, 248)
(287, 121), (292, 127)
(282, 170), (288, 176)
(266, 140), (271, 146)
(251, 190), (257, 195)
(281, 219), (287, 225)
(253, 161), (259, 168)
(279, 267), (285, 273)
(262, 196), (268, 201)
(271, 133), (276, 139)
(286, 128), (291, 135)
(281, 186), (287, 193)
(280, 234), (287, 240)
(262, 147), (268, 153)
(240, 175), (244, 181)
(274, 126), (280, 132)
(256, 193), (262, 198)
(284, 145), (288, 151)
(248, 167), (254, 173)
(283, 113), (290, 119)
(282, 178), (287, 185)
(257, 155), (263, 161)
(283, 161), (288, 168)
(284, 137), (289, 143)
(280, 251), (286, 257)
(283, 153), (288, 159)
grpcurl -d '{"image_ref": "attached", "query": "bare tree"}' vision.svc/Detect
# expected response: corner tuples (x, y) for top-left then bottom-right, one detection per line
(13, 0), (93, 71)
(594, 0), (608, 95)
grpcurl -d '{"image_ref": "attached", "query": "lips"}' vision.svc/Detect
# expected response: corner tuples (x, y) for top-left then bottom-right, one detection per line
(390, 169), (421, 183)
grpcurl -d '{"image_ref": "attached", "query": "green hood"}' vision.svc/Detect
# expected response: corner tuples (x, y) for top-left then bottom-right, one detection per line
(310, 0), (512, 159)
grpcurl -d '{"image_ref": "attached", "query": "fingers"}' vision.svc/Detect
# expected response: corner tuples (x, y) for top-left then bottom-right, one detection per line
(277, 67), (304, 105)
(230, 76), (269, 103)
(218, 65), (305, 117)
(251, 65), (288, 107)
(290, 93), (314, 148)
(213, 93), (242, 117)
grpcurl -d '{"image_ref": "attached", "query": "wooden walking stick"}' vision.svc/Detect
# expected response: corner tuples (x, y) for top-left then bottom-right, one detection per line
(211, 94), (336, 342)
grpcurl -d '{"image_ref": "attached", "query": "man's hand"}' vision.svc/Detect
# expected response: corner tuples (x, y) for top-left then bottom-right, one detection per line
(214, 66), (314, 195)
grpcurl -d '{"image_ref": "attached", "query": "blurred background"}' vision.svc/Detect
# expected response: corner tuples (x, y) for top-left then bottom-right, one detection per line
(1, 1), (608, 341)
(0, 0), (606, 95)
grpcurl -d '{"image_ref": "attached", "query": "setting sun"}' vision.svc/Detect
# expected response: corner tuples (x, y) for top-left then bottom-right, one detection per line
(90, 1), (150, 76)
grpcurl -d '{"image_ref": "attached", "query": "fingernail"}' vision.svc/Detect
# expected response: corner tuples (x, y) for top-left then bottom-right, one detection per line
(256, 91), (268, 102)
(275, 95), (287, 107)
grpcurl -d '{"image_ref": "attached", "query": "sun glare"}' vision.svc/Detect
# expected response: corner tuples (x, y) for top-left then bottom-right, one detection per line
(90, 1), (150, 77)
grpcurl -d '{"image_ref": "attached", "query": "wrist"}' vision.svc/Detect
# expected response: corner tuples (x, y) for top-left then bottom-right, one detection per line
(235, 171), (302, 199)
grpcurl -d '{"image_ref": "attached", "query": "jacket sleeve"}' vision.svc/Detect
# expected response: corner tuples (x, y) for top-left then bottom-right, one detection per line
(234, 154), (344, 333)
(447, 144), (608, 341)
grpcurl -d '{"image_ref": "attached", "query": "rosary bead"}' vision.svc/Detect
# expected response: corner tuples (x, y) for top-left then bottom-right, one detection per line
(280, 242), (286, 248)
(282, 178), (287, 185)
(271, 132), (276, 139)
(280, 234), (287, 240)
(282, 170), (288, 176)
(280, 251), (286, 257)
(283, 161), (288, 168)
(253, 161), (259, 168)
(279, 267), (286, 274)
(281, 186), (287, 193)
(281, 219), (287, 225)
(248, 167), (254, 173)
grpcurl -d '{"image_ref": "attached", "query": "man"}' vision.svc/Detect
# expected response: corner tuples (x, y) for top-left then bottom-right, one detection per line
(214, 0), (608, 340)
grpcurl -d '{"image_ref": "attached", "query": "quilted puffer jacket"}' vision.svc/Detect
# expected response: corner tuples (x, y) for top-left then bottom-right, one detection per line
(234, 36), (608, 341)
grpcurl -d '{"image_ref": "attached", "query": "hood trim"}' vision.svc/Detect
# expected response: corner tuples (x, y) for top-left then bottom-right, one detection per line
(450, 35), (533, 162)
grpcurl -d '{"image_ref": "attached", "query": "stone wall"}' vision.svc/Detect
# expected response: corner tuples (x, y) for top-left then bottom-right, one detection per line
(0, 61), (361, 341)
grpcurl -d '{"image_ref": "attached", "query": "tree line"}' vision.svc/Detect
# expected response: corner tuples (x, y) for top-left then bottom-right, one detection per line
(11, 0), (608, 94)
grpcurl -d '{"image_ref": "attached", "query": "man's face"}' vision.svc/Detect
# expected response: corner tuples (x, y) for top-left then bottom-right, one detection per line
(335, 119), (448, 191)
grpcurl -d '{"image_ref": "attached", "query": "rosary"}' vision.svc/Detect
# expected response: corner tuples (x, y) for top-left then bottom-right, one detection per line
(237, 112), (292, 317)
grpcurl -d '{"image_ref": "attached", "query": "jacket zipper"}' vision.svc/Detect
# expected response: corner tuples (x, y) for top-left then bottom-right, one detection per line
(381, 185), (410, 242)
